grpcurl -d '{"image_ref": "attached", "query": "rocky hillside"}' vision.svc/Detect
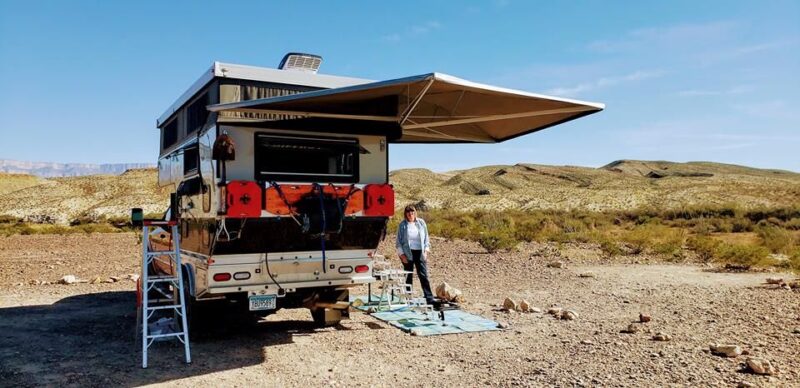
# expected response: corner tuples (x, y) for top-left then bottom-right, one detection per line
(391, 160), (800, 211)
(0, 159), (155, 177)
(0, 161), (798, 224)
(0, 169), (169, 224)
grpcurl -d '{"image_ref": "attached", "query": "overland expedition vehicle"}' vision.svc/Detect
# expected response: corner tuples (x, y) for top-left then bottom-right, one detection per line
(150, 53), (603, 327)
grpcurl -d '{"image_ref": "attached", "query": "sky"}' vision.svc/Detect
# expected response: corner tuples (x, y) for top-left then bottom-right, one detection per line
(0, 1), (798, 171)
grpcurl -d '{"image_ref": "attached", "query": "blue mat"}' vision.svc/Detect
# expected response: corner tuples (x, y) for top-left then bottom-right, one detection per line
(370, 309), (502, 336)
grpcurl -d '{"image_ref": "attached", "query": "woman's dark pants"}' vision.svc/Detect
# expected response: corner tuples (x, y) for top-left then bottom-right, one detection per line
(403, 249), (434, 303)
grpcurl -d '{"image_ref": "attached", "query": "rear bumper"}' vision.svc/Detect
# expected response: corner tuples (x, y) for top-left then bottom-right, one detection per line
(203, 250), (375, 297)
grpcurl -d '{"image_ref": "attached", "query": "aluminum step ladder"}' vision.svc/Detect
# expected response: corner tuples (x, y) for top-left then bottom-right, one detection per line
(139, 220), (191, 368)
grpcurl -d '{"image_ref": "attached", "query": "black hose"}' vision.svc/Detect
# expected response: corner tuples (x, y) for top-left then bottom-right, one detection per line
(314, 183), (327, 274)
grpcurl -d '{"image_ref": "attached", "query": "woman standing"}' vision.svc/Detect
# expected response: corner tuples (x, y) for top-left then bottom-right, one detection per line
(395, 205), (434, 304)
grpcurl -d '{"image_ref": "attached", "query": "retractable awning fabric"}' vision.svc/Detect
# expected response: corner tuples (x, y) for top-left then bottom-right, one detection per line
(207, 73), (604, 143)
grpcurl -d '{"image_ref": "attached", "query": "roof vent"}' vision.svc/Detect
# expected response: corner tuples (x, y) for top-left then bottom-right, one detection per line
(278, 53), (322, 73)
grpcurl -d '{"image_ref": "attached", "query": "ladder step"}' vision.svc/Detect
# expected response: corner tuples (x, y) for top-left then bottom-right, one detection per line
(148, 298), (177, 304)
(147, 304), (184, 311)
(147, 332), (187, 339)
(147, 276), (179, 283)
(146, 251), (178, 255)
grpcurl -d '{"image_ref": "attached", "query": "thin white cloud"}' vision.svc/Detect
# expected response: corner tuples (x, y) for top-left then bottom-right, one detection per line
(546, 70), (665, 97)
(676, 85), (752, 97)
(588, 21), (738, 53)
(383, 21), (442, 42)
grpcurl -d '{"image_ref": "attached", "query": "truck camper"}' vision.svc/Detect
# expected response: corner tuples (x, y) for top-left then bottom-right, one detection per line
(151, 53), (603, 326)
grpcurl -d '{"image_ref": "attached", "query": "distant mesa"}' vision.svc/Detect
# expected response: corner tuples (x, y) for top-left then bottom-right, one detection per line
(0, 159), (155, 177)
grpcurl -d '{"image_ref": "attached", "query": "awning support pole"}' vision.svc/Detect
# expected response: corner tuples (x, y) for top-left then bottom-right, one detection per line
(399, 76), (436, 125)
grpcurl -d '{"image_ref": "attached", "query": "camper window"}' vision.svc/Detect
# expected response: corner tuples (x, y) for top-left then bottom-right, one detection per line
(162, 118), (178, 149)
(254, 133), (359, 183)
(183, 144), (199, 175)
(187, 92), (210, 134)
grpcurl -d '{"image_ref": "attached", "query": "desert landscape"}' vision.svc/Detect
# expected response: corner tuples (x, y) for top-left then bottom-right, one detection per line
(1, 161), (799, 387)
(0, 233), (798, 387)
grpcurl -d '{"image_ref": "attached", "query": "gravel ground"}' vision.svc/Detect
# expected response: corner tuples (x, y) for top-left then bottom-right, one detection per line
(1, 233), (798, 387)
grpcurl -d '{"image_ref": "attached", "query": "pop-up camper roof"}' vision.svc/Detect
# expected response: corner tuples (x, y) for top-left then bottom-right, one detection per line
(208, 72), (604, 143)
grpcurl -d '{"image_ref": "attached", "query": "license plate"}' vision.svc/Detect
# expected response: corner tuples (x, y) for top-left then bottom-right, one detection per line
(248, 295), (277, 311)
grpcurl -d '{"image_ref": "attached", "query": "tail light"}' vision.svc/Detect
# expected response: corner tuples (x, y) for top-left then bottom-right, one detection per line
(233, 272), (251, 280)
(213, 273), (231, 282)
(363, 184), (394, 217)
(226, 180), (261, 218)
(354, 265), (369, 273)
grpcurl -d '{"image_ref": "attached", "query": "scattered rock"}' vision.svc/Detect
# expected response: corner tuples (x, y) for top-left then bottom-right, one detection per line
(621, 324), (639, 334)
(127, 274), (140, 282)
(765, 277), (783, 285)
(746, 357), (777, 375)
(109, 276), (120, 282)
(497, 321), (509, 329)
(502, 297), (518, 312)
(547, 261), (565, 269)
(793, 327), (800, 334)
(519, 299), (532, 313)
(547, 307), (563, 316)
(652, 332), (671, 341)
(639, 313), (651, 323)
(578, 272), (596, 278)
(737, 382), (756, 388)
(529, 307), (542, 313)
(560, 310), (578, 320)
(435, 282), (464, 303)
(710, 344), (742, 358)
(90, 276), (103, 284)
(59, 275), (77, 285)
(580, 339), (593, 345)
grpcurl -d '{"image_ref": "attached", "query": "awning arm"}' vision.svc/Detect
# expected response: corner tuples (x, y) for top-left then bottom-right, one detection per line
(403, 106), (598, 130)
(399, 76), (436, 125)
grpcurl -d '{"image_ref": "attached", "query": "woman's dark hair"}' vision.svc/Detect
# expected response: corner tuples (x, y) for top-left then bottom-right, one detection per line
(404, 205), (416, 214)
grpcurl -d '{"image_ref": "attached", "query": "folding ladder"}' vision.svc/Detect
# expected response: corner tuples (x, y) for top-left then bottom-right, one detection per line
(139, 220), (191, 368)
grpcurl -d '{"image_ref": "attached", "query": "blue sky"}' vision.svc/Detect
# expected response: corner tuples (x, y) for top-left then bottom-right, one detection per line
(1, 1), (798, 171)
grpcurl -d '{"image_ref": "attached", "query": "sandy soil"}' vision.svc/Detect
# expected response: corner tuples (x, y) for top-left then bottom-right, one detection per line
(1, 233), (799, 387)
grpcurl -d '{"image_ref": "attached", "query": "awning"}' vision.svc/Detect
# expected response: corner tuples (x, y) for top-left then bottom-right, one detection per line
(207, 73), (604, 143)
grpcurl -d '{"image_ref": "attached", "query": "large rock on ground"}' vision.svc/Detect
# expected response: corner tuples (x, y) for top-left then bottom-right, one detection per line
(746, 357), (777, 375)
(710, 344), (742, 358)
(502, 297), (518, 311)
(435, 282), (464, 303)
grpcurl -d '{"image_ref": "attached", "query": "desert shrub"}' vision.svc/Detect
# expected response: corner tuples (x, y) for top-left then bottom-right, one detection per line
(73, 223), (121, 234)
(690, 219), (715, 235)
(514, 220), (544, 242)
(478, 229), (517, 253)
(0, 215), (20, 224)
(789, 250), (800, 274)
(756, 225), (795, 254)
(651, 228), (687, 259)
(714, 243), (770, 267)
(784, 218), (800, 230)
(686, 235), (721, 262)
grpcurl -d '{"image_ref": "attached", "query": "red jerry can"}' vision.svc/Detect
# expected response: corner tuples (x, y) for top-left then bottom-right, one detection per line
(363, 184), (395, 217)
(226, 180), (261, 218)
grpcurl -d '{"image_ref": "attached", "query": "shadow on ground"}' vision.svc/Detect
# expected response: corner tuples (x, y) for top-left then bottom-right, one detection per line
(0, 291), (355, 387)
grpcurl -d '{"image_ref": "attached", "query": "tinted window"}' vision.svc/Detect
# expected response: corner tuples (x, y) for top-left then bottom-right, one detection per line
(183, 145), (198, 175)
(187, 93), (210, 134)
(254, 133), (358, 183)
(162, 119), (178, 149)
